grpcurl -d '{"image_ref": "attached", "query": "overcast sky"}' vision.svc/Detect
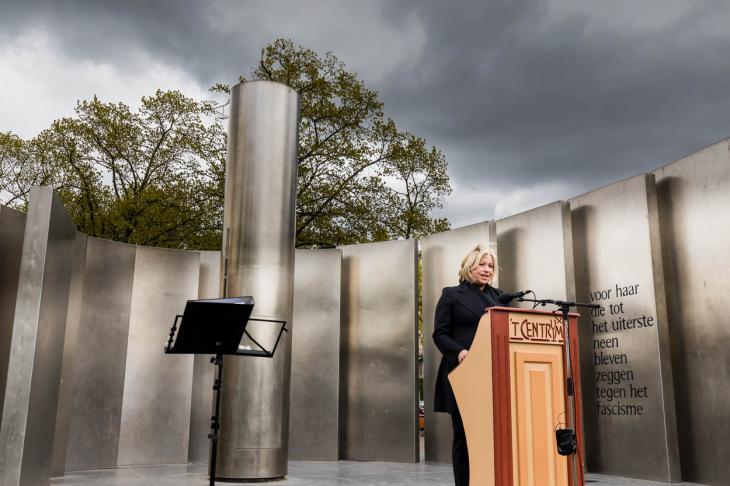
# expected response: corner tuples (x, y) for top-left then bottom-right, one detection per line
(2, 0), (730, 227)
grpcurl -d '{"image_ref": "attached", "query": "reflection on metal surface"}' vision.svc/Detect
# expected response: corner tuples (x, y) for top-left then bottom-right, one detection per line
(496, 201), (575, 305)
(51, 234), (88, 476)
(570, 174), (680, 481)
(64, 237), (137, 471)
(117, 246), (200, 466)
(0, 206), (26, 427)
(420, 222), (496, 463)
(0, 187), (77, 486)
(339, 240), (419, 462)
(189, 250), (221, 463)
(654, 139), (730, 484)
(289, 249), (342, 460)
(217, 81), (299, 479)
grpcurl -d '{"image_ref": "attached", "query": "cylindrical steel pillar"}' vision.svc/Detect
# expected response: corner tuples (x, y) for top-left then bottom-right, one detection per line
(217, 81), (299, 480)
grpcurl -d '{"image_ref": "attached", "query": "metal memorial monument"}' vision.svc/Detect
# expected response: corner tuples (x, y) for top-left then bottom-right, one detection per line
(0, 88), (730, 486)
(216, 80), (299, 480)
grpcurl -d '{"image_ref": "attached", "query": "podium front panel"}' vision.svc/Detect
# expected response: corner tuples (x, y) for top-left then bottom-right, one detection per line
(449, 307), (584, 486)
(510, 343), (568, 486)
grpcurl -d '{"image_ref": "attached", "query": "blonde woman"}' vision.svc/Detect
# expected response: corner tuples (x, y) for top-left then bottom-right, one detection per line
(432, 245), (504, 486)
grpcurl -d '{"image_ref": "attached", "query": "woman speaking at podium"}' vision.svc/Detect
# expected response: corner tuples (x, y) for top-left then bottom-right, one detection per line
(433, 245), (504, 486)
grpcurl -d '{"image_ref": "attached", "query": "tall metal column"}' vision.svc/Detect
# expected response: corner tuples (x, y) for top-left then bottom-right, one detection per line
(217, 81), (299, 480)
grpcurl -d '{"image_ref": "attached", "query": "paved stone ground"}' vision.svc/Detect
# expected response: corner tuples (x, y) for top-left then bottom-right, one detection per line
(50, 462), (710, 486)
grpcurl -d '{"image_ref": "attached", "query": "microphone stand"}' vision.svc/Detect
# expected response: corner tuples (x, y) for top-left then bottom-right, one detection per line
(518, 297), (600, 486)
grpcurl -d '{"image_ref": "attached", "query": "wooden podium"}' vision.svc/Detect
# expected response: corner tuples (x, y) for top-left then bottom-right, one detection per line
(449, 307), (585, 486)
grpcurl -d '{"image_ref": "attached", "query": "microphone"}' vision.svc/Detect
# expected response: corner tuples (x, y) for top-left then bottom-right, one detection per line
(497, 290), (532, 305)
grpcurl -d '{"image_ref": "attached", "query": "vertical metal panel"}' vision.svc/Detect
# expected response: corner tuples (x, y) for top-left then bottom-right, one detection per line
(339, 239), (418, 462)
(496, 201), (575, 304)
(50, 234), (88, 477)
(0, 206), (26, 426)
(289, 249), (341, 460)
(218, 81), (299, 479)
(188, 250), (221, 463)
(0, 187), (76, 486)
(654, 139), (730, 484)
(117, 246), (199, 466)
(570, 174), (680, 481)
(64, 237), (136, 471)
(421, 222), (496, 463)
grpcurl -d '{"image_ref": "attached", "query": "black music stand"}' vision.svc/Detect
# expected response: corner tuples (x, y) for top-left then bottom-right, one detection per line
(164, 296), (288, 486)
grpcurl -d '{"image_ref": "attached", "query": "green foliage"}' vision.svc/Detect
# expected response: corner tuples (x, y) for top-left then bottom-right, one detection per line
(0, 91), (226, 249)
(1, 39), (451, 250)
(236, 38), (452, 246)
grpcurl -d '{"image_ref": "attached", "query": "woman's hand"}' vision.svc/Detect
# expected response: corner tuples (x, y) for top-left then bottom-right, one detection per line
(458, 349), (469, 363)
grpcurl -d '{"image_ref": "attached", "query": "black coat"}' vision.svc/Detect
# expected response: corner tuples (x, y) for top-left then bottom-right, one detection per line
(432, 281), (504, 414)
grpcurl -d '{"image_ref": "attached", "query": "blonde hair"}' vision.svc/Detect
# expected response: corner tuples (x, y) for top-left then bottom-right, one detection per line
(458, 245), (497, 285)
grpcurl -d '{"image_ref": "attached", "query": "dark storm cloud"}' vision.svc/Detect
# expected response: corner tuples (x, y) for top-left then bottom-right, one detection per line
(0, 0), (252, 85)
(376, 0), (730, 196)
(3, 0), (730, 223)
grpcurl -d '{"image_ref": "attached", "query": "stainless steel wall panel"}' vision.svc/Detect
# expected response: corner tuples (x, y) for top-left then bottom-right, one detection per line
(654, 139), (730, 484)
(63, 237), (136, 471)
(0, 206), (26, 426)
(0, 187), (76, 486)
(496, 201), (575, 304)
(217, 80), (299, 479)
(420, 222), (496, 463)
(289, 249), (341, 461)
(188, 250), (221, 463)
(570, 174), (680, 481)
(339, 239), (418, 462)
(117, 246), (199, 466)
(50, 234), (88, 477)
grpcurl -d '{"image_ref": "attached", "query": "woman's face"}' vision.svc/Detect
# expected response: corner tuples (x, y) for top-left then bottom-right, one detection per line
(469, 254), (494, 287)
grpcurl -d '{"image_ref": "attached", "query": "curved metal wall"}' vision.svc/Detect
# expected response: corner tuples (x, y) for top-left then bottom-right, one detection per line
(0, 205), (25, 428)
(188, 250), (222, 463)
(0, 187), (77, 486)
(2, 131), (730, 486)
(654, 139), (730, 484)
(63, 237), (137, 471)
(339, 239), (419, 462)
(421, 222), (496, 463)
(117, 246), (200, 466)
(570, 174), (680, 481)
(50, 233), (87, 476)
(289, 249), (342, 460)
(495, 201), (575, 304)
(217, 80), (299, 479)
